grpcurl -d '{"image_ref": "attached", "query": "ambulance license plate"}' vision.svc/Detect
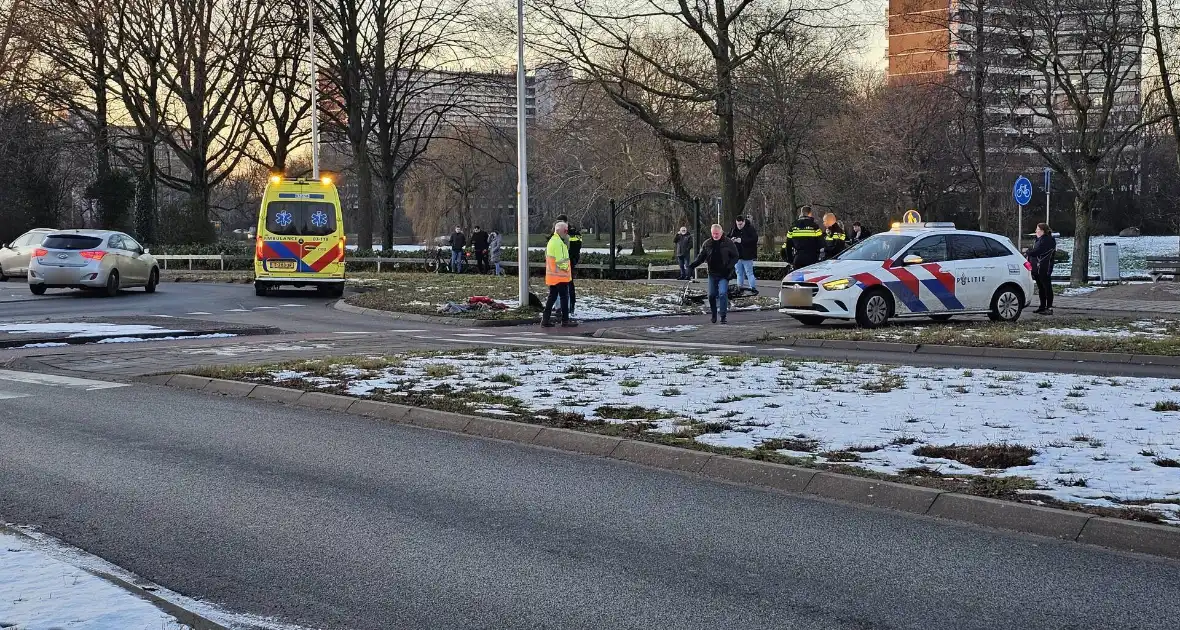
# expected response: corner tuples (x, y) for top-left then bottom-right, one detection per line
(268, 259), (297, 272)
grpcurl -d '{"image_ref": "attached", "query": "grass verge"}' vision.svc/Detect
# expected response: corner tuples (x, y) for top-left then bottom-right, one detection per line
(193, 351), (1171, 526)
(779, 316), (1180, 356)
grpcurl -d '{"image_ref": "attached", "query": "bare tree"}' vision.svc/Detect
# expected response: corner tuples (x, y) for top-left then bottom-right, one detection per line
(113, 0), (266, 242)
(532, 0), (848, 220)
(239, 1), (311, 172)
(1009, 0), (1154, 284)
(0, 0), (36, 103)
(1146, 0), (1180, 176)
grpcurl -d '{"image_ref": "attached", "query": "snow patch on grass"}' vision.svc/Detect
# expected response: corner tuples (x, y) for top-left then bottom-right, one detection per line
(256, 350), (1180, 522)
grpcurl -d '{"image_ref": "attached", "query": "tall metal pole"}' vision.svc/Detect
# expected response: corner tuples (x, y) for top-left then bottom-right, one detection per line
(515, 0), (529, 306)
(308, 0), (320, 179)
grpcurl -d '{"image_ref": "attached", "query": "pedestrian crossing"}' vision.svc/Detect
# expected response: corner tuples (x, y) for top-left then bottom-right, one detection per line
(0, 369), (127, 400)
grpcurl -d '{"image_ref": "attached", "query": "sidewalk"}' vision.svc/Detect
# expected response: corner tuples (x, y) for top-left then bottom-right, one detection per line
(1056, 296), (1180, 314)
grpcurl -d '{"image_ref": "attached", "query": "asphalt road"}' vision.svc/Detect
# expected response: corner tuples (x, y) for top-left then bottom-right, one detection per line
(0, 280), (405, 333)
(1, 373), (1177, 630)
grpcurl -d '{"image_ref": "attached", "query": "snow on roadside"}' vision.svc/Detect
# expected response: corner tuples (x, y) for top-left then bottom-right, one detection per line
(646, 325), (700, 333)
(1059, 285), (1103, 297)
(16, 342), (70, 349)
(95, 333), (237, 344)
(264, 350), (1180, 522)
(0, 531), (190, 629)
(0, 323), (186, 337)
(502, 296), (678, 320)
(1, 529), (315, 630)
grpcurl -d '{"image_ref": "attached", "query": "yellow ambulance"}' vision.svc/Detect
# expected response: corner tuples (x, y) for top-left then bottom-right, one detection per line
(253, 175), (346, 297)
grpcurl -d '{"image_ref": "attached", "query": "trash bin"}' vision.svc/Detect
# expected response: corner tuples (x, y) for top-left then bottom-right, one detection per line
(1099, 242), (1120, 281)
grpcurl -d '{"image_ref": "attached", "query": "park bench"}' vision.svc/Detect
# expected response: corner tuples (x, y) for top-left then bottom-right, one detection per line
(1147, 256), (1180, 282)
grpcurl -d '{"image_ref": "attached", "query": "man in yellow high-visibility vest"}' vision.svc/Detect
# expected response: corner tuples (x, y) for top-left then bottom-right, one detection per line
(543, 221), (577, 328)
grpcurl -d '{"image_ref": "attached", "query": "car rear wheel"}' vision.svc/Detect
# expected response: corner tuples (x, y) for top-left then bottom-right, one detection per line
(989, 285), (1023, 322)
(855, 288), (892, 328)
(254, 281), (269, 297)
(792, 315), (825, 326)
(29, 283), (46, 295)
(145, 268), (159, 293)
(103, 270), (120, 297)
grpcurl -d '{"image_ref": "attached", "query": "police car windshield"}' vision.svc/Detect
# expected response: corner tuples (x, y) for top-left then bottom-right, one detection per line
(836, 234), (913, 262)
(265, 201), (336, 237)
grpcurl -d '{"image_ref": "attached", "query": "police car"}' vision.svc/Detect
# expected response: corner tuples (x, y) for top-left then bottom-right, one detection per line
(778, 221), (1034, 328)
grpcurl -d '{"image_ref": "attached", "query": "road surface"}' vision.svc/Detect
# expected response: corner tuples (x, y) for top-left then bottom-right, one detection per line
(1, 371), (1177, 630)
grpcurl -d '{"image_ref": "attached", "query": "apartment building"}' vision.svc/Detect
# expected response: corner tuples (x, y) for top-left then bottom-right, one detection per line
(886, 0), (1143, 191)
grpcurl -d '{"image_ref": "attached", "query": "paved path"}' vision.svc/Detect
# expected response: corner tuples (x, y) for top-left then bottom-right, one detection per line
(1, 372), (1178, 630)
(1056, 296), (1180, 314)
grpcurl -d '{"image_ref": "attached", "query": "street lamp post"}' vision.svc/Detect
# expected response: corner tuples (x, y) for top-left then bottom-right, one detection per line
(515, 0), (529, 307)
(308, 0), (320, 180)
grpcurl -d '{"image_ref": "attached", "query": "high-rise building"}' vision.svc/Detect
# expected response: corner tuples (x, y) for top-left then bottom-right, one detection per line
(886, 0), (1142, 193)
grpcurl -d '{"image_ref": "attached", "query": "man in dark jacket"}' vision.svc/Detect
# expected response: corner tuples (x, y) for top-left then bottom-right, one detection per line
(471, 226), (490, 274)
(448, 226), (466, 272)
(1026, 222), (1056, 314)
(849, 222), (871, 246)
(673, 226), (693, 280)
(781, 206), (824, 270)
(689, 224), (740, 324)
(728, 215), (759, 294)
(822, 212), (847, 260)
(556, 214), (582, 313)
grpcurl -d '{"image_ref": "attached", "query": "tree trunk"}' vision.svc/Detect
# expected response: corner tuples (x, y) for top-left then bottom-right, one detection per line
(355, 153), (374, 250)
(1149, 0), (1180, 175)
(1070, 193), (1092, 286)
(135, 138), (156, 244)
(972, 1), (990, 232)
(630, 209), (645, 256)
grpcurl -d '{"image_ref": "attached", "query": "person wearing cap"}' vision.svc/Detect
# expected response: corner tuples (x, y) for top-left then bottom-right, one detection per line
(727, 215), (759, 294)
(556, 214), (582, 314)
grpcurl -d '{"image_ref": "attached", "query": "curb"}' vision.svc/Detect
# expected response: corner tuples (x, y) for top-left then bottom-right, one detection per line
(0, 524), (229, 630)
(591, 329), (1180, 367)
(335, 299), (776, 328)
(334, 299), (538, 327)
(152, 374), (1180, 561)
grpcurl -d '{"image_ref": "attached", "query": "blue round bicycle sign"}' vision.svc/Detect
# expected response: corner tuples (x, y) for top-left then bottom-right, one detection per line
(1013, 176), (1033, 206)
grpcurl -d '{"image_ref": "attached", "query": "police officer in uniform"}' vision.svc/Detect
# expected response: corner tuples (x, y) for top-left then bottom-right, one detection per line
(781, 206), (825, 270)
(556, 214), (582, 314)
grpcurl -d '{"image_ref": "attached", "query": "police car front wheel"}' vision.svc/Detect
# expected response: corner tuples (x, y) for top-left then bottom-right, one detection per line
(855, 289), (892, 329)
(989, 285), (1024, 322)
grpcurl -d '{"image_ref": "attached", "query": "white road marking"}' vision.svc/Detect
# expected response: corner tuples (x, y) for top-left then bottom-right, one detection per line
(389, 329), (429, 333)
(454, 333), (495, 337)
(225, 309), (251, 312)
(253, 306), (280, 310)
(153, 315), (176, 318)
(0, 369), (128, 391)
(332, 331), (374, 335)
(186, 312), (213, 315)
(0, 391), (30, 400)
(279, 304), (306, 307)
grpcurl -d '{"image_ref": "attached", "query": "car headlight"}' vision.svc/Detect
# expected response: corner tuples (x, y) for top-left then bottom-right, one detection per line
(822, 278), (852, 291)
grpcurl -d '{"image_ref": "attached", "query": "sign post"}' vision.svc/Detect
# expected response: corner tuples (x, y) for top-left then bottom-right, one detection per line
(1013, 175), (1033, 249)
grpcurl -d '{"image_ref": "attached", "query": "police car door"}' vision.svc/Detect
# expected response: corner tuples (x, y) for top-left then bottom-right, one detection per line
(896, 235), (953, 314)
(947, 235), (995, 311)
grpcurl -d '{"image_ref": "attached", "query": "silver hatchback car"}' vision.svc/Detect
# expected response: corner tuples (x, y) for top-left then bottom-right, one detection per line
(28, 230), (160, 297)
